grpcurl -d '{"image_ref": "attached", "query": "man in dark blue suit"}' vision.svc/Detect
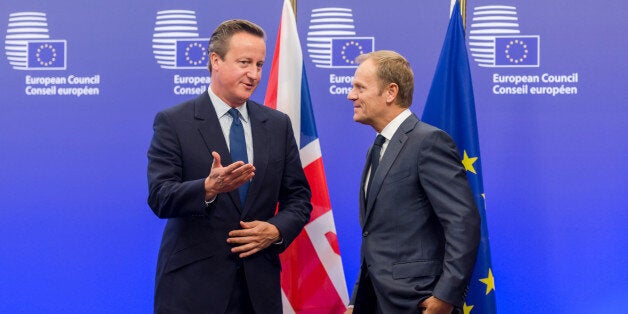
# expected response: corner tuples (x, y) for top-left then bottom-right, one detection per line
(345, 50), (480, 314)
(147, 19), (312, 313)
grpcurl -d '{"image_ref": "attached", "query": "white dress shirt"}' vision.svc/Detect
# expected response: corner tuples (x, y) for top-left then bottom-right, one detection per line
(365, 108), (412, 196)
(207, 88), (254, 165)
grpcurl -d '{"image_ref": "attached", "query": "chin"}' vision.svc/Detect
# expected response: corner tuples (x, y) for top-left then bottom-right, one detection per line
(237, 94), (253, 103)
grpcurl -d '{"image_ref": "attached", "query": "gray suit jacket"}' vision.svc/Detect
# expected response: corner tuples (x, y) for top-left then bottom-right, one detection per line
(352, 113), (480, 313)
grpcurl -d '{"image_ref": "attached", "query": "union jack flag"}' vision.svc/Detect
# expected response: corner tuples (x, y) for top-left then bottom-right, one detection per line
(265, 1), (349, 313)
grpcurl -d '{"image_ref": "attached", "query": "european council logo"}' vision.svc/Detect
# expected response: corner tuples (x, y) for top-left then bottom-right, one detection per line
(5, 12), (67, 70)
(330, 37), (374, 68)
(494, 35), (539, 67)
(468, 5), (541, 67)
(175, 39), (208, 68)
(307, 7), (374, 68)
(152, 10), (208, 70)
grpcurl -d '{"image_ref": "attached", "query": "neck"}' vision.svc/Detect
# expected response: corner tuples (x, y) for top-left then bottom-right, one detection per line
(374, 106), (406, 132)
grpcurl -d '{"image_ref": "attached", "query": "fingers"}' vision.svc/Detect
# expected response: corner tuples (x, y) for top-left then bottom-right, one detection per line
(206, 156), (255, 195)
(205, 152), (223, 198)
(417, 296), (452, 314)
(219, 160), (255, 188)
(224, 160), (255, 177)
(211, 151), (222, 168)
(239, 220), (258, 229)
(211, 151), (255, 176)
(230, 164), (255, 185)
(231, 242), (261, 258)
(227, 221), (280, 258)
(227, 221), (260, 238)
(221, 164), (254, 191)
(227, 234), (264, 258)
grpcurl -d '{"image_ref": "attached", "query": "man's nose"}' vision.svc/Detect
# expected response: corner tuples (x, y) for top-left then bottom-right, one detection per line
(247, 66), (261, 80)
(347, 88), (356, 100)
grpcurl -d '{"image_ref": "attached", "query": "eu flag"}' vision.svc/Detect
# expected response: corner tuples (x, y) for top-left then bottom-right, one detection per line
(27, 40), (66, 70)
(494, 35), (540, 67)
(330, 37), (374, 68)
(422, 1), (497, 313)
(175, 39), (208, 69)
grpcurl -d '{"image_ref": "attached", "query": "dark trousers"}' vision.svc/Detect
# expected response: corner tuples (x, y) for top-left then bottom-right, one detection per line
(225, 268), (254, 314)
(353, 272), (383, 314)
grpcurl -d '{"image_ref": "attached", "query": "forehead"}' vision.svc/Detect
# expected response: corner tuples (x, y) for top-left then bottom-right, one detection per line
(225, 32), (266, 57)
(353, 59), (378, 85)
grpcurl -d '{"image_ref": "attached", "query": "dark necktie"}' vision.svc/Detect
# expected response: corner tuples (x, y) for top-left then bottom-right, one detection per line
(367, 134), (386, 196)
(228, 108), (249, 204)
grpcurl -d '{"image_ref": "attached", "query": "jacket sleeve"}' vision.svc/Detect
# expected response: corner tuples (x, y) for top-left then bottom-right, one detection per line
(418, 129), (481, 306)
(147, 110), (207, 218)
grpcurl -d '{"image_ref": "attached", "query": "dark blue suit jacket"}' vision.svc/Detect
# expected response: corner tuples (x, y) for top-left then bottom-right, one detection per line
(147, 92), (311, 313)
(352, 114), (480, 313)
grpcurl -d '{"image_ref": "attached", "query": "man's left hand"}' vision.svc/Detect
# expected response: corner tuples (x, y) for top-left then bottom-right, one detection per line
(227, 221), (281, 258)
(418, 296), (453, 314)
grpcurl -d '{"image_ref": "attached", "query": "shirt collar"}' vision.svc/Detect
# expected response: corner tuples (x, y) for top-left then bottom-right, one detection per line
(379, 109), (412, 141)
(207, 88), (249, 123)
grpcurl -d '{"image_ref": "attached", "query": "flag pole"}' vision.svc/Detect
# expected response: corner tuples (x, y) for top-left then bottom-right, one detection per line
(461, 0), (467, 32)
(451, 0), (467, 32)
(290, 0), (297, 21)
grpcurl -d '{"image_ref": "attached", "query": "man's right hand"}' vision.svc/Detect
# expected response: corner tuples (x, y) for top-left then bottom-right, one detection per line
(204, 151), (255, 200)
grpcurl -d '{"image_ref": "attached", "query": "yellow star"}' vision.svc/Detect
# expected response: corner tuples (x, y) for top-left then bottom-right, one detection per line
(479, 268), (495, 295)
(463, 302), (474, 314)
(461, 150), (478, 174)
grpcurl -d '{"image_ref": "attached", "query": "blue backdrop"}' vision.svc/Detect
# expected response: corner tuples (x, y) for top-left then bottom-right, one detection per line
(1, 0), (626, 313)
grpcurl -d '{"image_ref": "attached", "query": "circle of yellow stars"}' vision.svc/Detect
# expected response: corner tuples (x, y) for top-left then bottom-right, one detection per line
(504, 39), (528, 64)
(340, 41), (365, 65)
(36, 43), (57, 67)
(184, 42), (207, 66)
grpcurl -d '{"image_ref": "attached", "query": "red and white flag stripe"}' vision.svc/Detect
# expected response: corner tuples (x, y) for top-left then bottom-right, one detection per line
(265, 1), (349, 313)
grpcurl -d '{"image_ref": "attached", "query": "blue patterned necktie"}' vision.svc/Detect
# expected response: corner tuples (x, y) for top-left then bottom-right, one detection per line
(228, 108), (249, 205)
(367, 134), (386, 196)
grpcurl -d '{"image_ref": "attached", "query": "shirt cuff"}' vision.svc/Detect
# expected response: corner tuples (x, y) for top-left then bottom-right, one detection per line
(204, 195), (217, 207)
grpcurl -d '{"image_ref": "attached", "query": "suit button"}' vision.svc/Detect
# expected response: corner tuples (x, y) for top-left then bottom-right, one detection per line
(362, 231), (369, 237)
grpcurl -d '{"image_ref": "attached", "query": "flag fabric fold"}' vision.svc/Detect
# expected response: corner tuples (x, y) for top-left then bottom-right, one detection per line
(421, 1), (497, 313)
(265, 1), (349, 313)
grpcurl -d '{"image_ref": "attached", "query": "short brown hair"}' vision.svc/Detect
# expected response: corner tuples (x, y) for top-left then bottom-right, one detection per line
(207, 19), (265, 74)
(356, 50), (414, 108)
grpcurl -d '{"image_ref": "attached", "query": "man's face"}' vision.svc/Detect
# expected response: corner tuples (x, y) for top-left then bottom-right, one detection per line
(347, 59), (389, 129)
(210, 32), (266, 107)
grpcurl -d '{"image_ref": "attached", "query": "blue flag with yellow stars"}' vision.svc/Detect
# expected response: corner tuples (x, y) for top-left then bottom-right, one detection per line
(421, 1), (497, 313)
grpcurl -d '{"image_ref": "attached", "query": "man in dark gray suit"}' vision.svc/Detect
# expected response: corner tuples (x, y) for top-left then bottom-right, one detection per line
(345, 50), (480, 314)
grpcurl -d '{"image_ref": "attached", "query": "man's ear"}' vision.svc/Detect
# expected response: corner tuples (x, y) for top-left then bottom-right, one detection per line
(385, 83), (399, 104)
(210, 52), (221, 72)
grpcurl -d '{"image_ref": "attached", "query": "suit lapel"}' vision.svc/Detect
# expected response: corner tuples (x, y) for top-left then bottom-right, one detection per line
(194, 93), (242, 210)
(242, 101), (270, 215)
(364, 114), (419, 223)
(359, 149), (371, 226)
